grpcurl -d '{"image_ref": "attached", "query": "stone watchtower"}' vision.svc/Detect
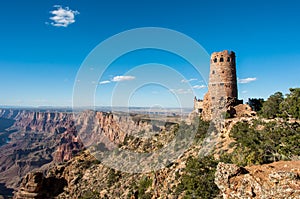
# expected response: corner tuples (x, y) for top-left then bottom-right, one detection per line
(209, 50), (237, 100)
(200, 50), (240, 120)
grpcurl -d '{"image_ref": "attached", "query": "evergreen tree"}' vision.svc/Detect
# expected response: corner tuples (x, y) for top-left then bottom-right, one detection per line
(259, 92), (284, 118)
(248, 98), (264, 112)
(280, 88), (300, 119)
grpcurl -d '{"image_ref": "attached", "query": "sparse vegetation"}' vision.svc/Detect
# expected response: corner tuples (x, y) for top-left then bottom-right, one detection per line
(137, 176), (153, 199)
(176, 155), (220, 199)
(222, 111), (232, 119)
(194, 118), (210, 143)
(107, 169), (122, 187)
(79, 190), (100, 199)
(228, 119), (300, 166)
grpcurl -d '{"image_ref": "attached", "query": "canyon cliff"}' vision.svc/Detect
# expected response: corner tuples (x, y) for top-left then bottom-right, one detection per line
(0, 109), (163, 196)
(1, 109), (299, 199)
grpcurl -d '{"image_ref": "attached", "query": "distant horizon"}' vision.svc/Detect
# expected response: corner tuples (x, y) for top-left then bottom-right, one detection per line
(0, 105), (194, 110)
(0, 105), (194, 115)
(0, 86), (297, 109)
(1, 86), (296, 108)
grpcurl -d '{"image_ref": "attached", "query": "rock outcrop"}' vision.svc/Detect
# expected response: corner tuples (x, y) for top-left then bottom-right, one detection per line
(215, 161), (300, 199)
(53, 126), (84, 163)
(14, 172), (67, 199)
(232, 104), (254, 118)
(201, 92), (212, 121)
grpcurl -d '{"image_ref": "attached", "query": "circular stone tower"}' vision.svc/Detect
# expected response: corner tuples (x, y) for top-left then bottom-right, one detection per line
(209, 50), (237, 100)
(201, 50), (238, 121)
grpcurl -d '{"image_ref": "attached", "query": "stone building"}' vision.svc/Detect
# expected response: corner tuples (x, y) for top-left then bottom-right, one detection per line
(193, 97), (203, 114)
(194, 50), (245, 120)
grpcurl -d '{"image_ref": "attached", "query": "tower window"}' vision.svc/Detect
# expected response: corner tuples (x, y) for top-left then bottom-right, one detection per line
(220, 83), (224, 86)
(227, 57), (230, 62)
(213, 58), (217, 63)
(212, 70), (215, 74)
(220, 57), (224, 62)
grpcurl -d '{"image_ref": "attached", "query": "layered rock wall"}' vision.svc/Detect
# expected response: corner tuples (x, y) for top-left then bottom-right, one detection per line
(0, 109), (163, 192)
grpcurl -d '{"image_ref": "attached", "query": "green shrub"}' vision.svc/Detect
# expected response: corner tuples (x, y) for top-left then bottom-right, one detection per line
(176, 155), (219, 199)
(79, 190), (100, 199)
(229, 120), (300, 166)
(137, 176), (153, 199)
(107, 169), (121, 187)
(222, 111), (232, 119)
(194, 118), (210, 143)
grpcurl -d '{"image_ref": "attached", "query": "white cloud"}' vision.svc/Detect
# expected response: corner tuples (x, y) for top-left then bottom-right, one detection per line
(181, 78), (197, 83)
(99, 80), (111, 85)
(192, 85), (206, 89)
(238, 77), (257, 84)
(98, 76), (135, 84)
(112, 76), (135, 82)
(242, 90), (248, 94)
(170, 88), (192, 94)
(49, 5), (79, 27)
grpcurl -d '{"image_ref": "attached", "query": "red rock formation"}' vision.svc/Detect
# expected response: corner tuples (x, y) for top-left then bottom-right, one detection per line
(0, 109), (162, 192)
(53, 126), (84, 163)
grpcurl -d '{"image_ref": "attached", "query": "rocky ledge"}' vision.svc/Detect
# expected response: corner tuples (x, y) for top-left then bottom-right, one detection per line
(14, 172), (67, 199)
(215, 161), (300, 199)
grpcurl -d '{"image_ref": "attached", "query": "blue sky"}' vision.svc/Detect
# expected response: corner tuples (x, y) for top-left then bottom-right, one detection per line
(1, 0), (300, 108)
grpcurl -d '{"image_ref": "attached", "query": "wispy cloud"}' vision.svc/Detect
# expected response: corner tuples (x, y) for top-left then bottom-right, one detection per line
(238, 77), (257, 84)
(192, 85), (206, 89)
(49, 5), (79, 27)
(170, 88), (192, 94)
(98, 76), (136, 85)
(181, 78), (197, 83)
(99, 80), (111, 85)
(112, 76), (135, 82)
